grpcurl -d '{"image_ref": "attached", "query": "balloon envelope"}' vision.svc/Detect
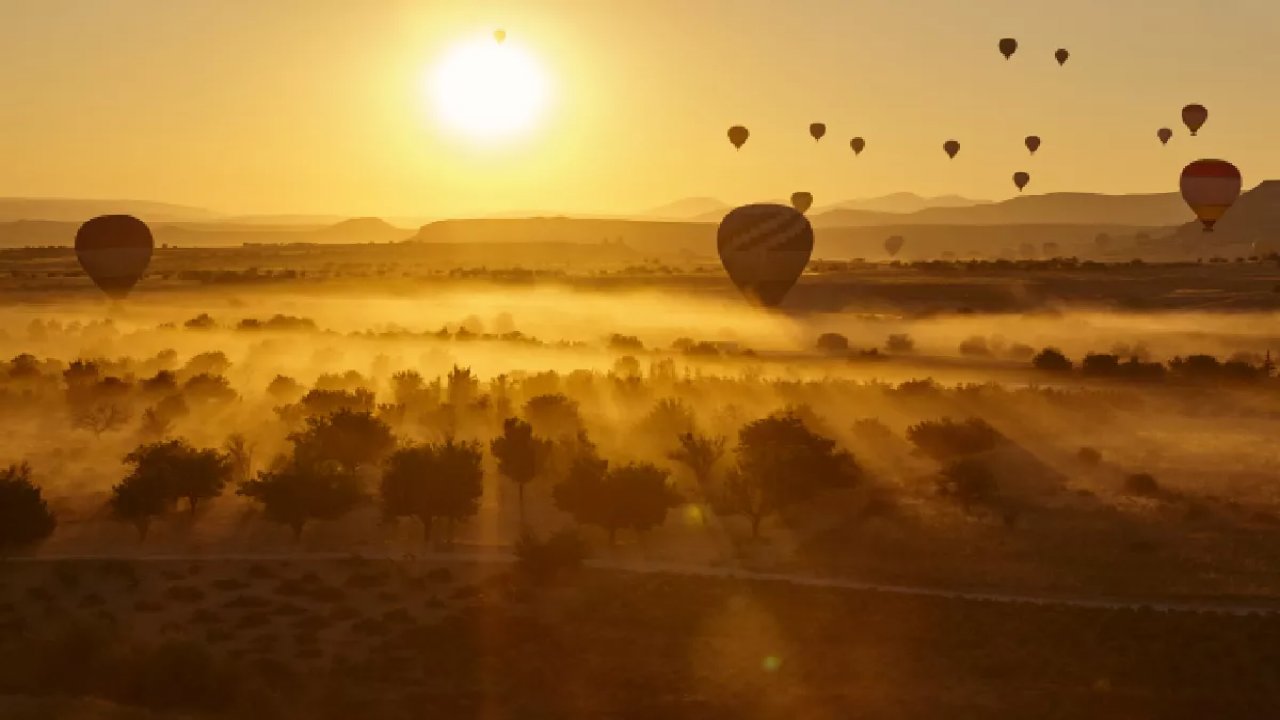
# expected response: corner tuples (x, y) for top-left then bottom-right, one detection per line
(1180, 159), (1241, 232)
(1025, 136), (1041, 154)
(1055, 48), (1069, 65)
(809, 123), (826, 141)
(717, 204), (813, 307)
(790, 192), (813, 214)
(999, 38), (1018, 59)
(884, 235), (905, 257)
(943, 140), (960, 159)
(1157, 128), (1173, 145)
(1182, 104), (1208, 136)
(494, 29), (506, 43)
(850, 137), (866, 155)
(728, 125), (749, 149)
(1013, 172), (1031, 191)
(75, 215), (153, 299)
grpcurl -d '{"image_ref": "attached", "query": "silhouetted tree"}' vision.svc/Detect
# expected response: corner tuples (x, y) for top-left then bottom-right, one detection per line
(238, 459), (364, 540)
(110, 470), (172, 540)
(223, 433), (255, 485)
(816, 333), (850, 352)
(905, 417), (1003, 462)
(937, 458), (998, 513)
(266, 375), (304, 403)
(667, 432), (726, 494)
(297, 388), (376, 417)
(182, 374), (237, 404)
(959, 336), (991, 357)
(289, 409), (395, 473)
(1124, 472), (1161, 498)
(73, 402), (130, 437)
(635, 398), (696, 441)
(523, 393), (583, 438)
(1032, 347), (1073, 372)
(1082, 353), (1121, 377)
(554, 460), (679, 544)
(381, 440), (484, 545)
(1077, 446), (1103, 466)
(885, 334), (915, 353)
(515, 528), (587, 584)
(182, 351), (231, 377)
(0, 463), (56, 554)
(716, 412), (861, 538)
(489, 417), (550, 525)
(123, 440), (232, 515)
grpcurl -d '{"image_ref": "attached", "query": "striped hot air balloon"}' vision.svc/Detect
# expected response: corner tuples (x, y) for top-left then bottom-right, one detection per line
(717, 204), (813, 307)
(75, 215), (154, 299)
(1179, 159), (1241, 232)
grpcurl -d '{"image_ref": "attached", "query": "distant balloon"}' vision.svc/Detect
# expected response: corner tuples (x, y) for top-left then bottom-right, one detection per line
(1157, 128), (1173, 145)
(716, 204), (814, 308)
(943, 140), (960, 159)
(1055, 48), (1070, 66)
(1182, 104), (1208, 136)
(850, 137), (866, 155)
(1180, 159), (1241, 232)
(728, 125), (749, 150)
(999, 38), (1018, 60)
(1025, 136), (1041, 155)
(884, 235), (905, 257)
(1013, 171), (1031, 192)
(790, 191), (814, 214)
(809, 123), (827, 142)
(75, 215), (153, 300)
(494, 29), (506, 44)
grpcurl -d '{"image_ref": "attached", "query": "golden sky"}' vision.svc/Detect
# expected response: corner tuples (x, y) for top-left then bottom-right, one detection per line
(0, 0), (1276, 217)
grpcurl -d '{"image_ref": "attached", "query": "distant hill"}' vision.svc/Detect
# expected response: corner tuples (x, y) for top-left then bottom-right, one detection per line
(644, 197), (731, 219)
(812, 191), (1188, 228)
(821, 192), (989, 215)
(1166, 180), (1280, 253)
(0, 217), (413, 248)
(0, 198), (216, 223)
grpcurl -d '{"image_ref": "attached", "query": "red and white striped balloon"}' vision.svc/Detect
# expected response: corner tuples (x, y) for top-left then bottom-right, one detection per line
(1179, 159), (1241, 232)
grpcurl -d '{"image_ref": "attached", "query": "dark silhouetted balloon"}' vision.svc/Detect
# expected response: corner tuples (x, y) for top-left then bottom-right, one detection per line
(884, 235), (905, 257)
(728, 125), (749, 150)
(1013, 171), (1031, 192)
(809, 123), (826, 141)
(1055, 48), (1069, 66)
(790, 192), (813, 214)
(1182, 104), (1208, 136)
(943, 140), (960, 159)
(999, 38), (1018, 60)
(1157, 128), (1173, 145)
(1025, 135), (1041, 154)
(1180, 159), (1241, 232)
(494, 29), (506, 44)
(717, 204), (813, 308)
(850, 137), (866, 155)
(75, 215), (153, 299)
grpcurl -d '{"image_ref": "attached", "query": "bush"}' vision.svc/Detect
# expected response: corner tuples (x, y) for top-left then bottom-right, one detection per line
(1032, 347), (1073, 372)
(937, 458), (999, 512)
(1124, 473), (1161, 498)
(906, 418), (1003, 461)
(515, 528), (587, 584)
(0, 463), (56, 554)
(816, 333), (850, 352)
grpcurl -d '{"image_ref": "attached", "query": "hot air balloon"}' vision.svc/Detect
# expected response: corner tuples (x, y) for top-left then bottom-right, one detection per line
(790, 192), (813, 214)
(1013, 172), (1031, 192)
(1157, 128), (1173, 145)
(943, 140), (960, 159)
(1025, 136), (1041, 155)
(809, 123), (827, 142)
(850, 137), (866, 155)
(728, 125), (749, 150)
(717, 204), (813, 308)
(1180, 159), (1241, 232)
(1055, 48), (1070, 66)
(999, 38), (1018, 60)
(884, 235), (905, 257)
(1182, 104), (1208, 136)
(75, 215), (153, 300)
(494, 29), (506, 44)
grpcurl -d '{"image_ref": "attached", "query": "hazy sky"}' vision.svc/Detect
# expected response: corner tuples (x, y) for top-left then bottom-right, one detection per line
(1, 0), (1276, 217)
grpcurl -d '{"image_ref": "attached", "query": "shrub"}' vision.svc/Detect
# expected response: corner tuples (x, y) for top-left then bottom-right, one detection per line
(1032, 347), (1073, 372)
(1124, 473), (1161, 498)
(816, 333), (850, 352)
(937, 458), (999, 512)
(0, 463), (57, 554)
(906, 418), (1003, 461)
(515, 528), (587, 584)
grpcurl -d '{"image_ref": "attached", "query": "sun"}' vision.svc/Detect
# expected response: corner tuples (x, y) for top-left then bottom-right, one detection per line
(429, 37), (550, 143)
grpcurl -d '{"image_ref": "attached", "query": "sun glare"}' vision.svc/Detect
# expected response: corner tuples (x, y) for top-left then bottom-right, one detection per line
(429, 37), (550, 143)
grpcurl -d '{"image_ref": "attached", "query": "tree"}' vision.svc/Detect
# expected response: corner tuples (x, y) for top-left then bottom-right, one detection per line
(0, 463), (56, 554)
(238, 459), (364, 540)
(122, 440), (233, 516)
(1032, 347), (1073, 372)
(73, 402), (130, 437)
(667, 432), (725, 494)
(523, 394), (583, 438)
(110, 469), (172, 540)
(816, 333), (849, 352)
(906, 417), (1004, 461)
(223, 433), (255, 485)
(489, 417), (550, 525)
(380, 440), (484, 545)
(716, 412), (861, 538)
(937, 458), (998, 513)
(289, 409), (395, 473)
(554, 459), (680, 544)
